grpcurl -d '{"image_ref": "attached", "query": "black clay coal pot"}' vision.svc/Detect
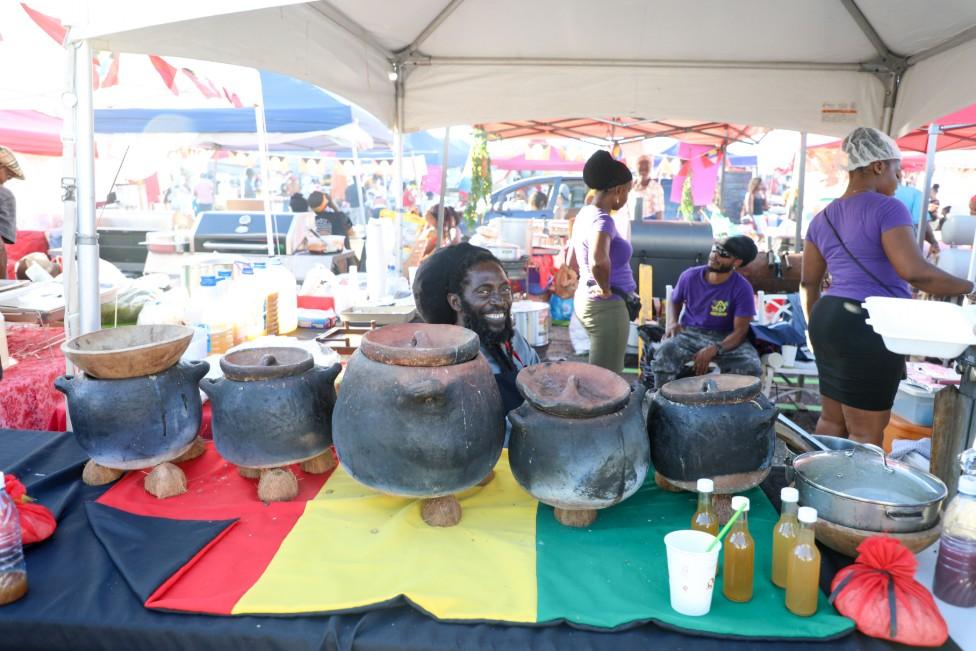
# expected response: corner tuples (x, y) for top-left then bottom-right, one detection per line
(54, 360), (210, 469)
(648, 374), (776, 493)
(332, 323), (505, 498)
(507, 361), (650, 512)
(201, 347), (341, 469)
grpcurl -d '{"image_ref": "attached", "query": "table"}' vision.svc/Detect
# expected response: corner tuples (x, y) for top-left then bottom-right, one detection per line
(0, 429), (959, 651)
(0, 325), (65, 430)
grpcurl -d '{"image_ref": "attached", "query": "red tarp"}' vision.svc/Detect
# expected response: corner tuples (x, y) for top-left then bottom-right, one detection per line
(0, 109), (63, 156)
(897, 104), (976, 153)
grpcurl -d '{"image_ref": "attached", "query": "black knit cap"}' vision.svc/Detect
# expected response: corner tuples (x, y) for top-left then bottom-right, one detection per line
(721, 235), (758, 266)
(583, 150), (633, 191)
(412, 242), (499, 325)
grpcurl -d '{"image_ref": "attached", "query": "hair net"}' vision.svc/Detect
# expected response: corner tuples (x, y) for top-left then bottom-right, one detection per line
(842, 127), (902, 171)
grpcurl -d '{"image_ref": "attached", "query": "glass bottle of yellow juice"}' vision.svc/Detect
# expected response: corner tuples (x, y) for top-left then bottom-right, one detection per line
(691, 478), (719, 536)
(771, 487), (800, 588)
(723, 496), (754, 603)
(785, 506), (821, 616)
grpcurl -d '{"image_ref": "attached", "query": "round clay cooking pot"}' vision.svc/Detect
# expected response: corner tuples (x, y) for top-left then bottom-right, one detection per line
(332, 323), (505, 498)
(508, 362), (649, 514)
(201, 347), (341, 469)
(54, 360), (210, 469)
(648, 374), (776, 493)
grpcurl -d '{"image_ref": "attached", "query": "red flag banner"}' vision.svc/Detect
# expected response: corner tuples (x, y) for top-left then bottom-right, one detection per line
(223, 87), (243, 108)
(149, 55), (180, 95)
(182, 68), (220, 99)
(101, 53), (120, 88)
(21, 3), (67, 44)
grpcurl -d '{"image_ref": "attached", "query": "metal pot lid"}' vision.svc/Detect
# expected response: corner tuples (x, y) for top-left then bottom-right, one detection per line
(360, 323), (480, 367)
(660, 374), (761, 405)
(516, 361), (630, 418)
(220, 347), (314, 381)
(793, 446), (948, 507)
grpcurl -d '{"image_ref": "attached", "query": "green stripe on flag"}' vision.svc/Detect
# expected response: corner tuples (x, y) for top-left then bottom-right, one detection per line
(534, 477), (853, 638)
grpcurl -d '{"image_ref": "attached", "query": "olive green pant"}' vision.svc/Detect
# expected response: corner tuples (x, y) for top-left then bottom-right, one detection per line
(577, 297), (630, 374)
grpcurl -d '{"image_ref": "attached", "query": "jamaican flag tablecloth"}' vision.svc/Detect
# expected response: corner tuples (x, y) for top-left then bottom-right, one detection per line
(88, 442), (853, 641)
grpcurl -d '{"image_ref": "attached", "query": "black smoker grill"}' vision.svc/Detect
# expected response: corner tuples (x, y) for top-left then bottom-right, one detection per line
(628, 220), (714, 297)
(191, 211), (311, 255)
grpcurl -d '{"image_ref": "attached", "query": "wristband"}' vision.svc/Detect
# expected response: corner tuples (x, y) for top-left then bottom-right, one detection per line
(714, 343), (725, 355)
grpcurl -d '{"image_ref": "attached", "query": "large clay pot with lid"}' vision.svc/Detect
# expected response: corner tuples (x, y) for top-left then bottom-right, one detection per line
(201, 347), (341, 501)
(332, 323), (505, 526)
(648, 374), (776, 493)
(507, 361), (649, 528)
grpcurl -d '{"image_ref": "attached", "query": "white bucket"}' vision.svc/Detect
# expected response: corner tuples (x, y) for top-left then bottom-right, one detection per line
(512, 300), (550, 346)
(495, 218), (533, 252)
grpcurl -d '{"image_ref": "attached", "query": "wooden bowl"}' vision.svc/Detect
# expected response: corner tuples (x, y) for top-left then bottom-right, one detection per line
(62, 325), (194, 379)
(815, 515), (942, 558)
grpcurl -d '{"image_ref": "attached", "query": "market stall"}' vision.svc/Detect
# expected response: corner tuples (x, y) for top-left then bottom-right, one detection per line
(0, 428), (951, 651)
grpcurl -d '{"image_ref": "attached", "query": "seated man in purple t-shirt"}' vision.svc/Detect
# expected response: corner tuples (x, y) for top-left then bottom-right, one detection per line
(651, 236), (761, 389)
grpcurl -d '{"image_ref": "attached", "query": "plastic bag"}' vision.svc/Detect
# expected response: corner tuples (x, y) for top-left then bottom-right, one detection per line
(830, 536), (947, 647)
(3, 474), (56, 545)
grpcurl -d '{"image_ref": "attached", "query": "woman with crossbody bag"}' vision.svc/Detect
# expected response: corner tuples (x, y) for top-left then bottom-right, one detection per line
(801, 127), (976, 446)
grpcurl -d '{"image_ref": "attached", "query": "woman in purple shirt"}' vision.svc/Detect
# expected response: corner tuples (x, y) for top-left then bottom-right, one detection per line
(801, 127), (976, 446)
(571, 150), (635, 373)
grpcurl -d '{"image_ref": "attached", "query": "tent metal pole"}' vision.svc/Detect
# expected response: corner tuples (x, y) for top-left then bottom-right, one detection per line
(254, 74), (276, 257)
(351, 131), (367, 228)
(393, 74), (404, 275)
(918, 123), (940, 249)
(75, 39), (100, 335)
(795, 132), (808, 252)
(61, 37), (79, 382)
(408, 56), (861, 72)
(436, 126), (451, 249)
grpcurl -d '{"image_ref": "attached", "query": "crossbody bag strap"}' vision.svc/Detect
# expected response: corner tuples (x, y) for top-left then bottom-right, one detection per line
(822, 208), (899, 298)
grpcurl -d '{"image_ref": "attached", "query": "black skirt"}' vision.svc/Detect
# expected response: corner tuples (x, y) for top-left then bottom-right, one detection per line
(808, 295), (906, 411)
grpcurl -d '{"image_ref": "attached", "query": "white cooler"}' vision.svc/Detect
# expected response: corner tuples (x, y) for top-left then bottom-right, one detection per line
(892, 381), (935, 427)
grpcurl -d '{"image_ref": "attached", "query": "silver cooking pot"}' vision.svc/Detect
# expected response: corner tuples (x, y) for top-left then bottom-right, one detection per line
(792, 444), (946, 533)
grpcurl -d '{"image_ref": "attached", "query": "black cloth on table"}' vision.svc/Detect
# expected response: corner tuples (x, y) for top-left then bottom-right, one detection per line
(0, 429), (956, 651)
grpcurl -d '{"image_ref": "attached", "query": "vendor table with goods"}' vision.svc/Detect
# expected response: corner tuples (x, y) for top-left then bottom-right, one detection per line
(0, 429), (961, 651)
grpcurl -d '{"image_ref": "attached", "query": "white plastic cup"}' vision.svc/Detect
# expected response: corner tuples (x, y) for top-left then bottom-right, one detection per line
(781, 344), (798, 367)
(664, 529), (720, 616)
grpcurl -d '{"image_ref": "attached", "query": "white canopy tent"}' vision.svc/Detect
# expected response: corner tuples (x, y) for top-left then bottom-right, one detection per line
(69, 0), (976, 137)
(59, 0), (976, 334)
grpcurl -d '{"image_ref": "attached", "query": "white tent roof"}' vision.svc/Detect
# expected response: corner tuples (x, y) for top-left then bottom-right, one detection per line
(69, 1), (976, 137)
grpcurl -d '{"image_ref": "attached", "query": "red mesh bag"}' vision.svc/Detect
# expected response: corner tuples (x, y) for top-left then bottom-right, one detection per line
(3, 474), (56, 545)
(830, 536), (948, 647)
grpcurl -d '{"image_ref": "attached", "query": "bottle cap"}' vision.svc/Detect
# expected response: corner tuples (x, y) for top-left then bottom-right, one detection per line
(958, 474), (976, 496)
(199, 275), (216, 286)
(696, 478), (714, 493)
(781, 487), (799, 503)
(798, 506), (818, 523)
(730, 496), (750, 512)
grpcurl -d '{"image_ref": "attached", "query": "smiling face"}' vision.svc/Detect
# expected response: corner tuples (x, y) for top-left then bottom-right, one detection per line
(448, 260), (514, 344)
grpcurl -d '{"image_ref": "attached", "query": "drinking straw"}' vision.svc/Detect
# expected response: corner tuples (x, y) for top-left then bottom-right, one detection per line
(705, 503), (747, 553)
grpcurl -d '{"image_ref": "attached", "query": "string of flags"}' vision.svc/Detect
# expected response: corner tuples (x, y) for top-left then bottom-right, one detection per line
(20, 3), (243, 105)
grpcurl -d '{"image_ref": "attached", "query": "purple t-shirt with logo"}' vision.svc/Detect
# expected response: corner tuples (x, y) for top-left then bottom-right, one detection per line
(673, 265), (756, 332)
(805, 193), (912, 301)
(572, 205), (637, 301)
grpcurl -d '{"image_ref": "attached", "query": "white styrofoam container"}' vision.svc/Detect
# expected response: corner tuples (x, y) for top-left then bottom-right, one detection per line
(892, 381), (935, 426)
(862, 297), (976, 358)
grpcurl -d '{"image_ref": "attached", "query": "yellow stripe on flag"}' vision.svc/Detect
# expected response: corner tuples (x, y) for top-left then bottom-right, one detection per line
(233, 451), (539, 622)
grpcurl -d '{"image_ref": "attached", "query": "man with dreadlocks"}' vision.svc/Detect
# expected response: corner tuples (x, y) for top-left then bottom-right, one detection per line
(413, 243), (540, 414)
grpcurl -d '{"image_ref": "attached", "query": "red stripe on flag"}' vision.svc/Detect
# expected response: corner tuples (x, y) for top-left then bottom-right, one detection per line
(149, 55), (180, 94)
(96, 443), (334, 614)
(20, 3), (67, 44)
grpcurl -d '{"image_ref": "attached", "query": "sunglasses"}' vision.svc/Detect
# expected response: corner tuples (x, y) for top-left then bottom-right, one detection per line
(711, 244), (733, 258)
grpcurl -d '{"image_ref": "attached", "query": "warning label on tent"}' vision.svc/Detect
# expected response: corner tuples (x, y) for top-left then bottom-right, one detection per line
(821, 102), (858, 123)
